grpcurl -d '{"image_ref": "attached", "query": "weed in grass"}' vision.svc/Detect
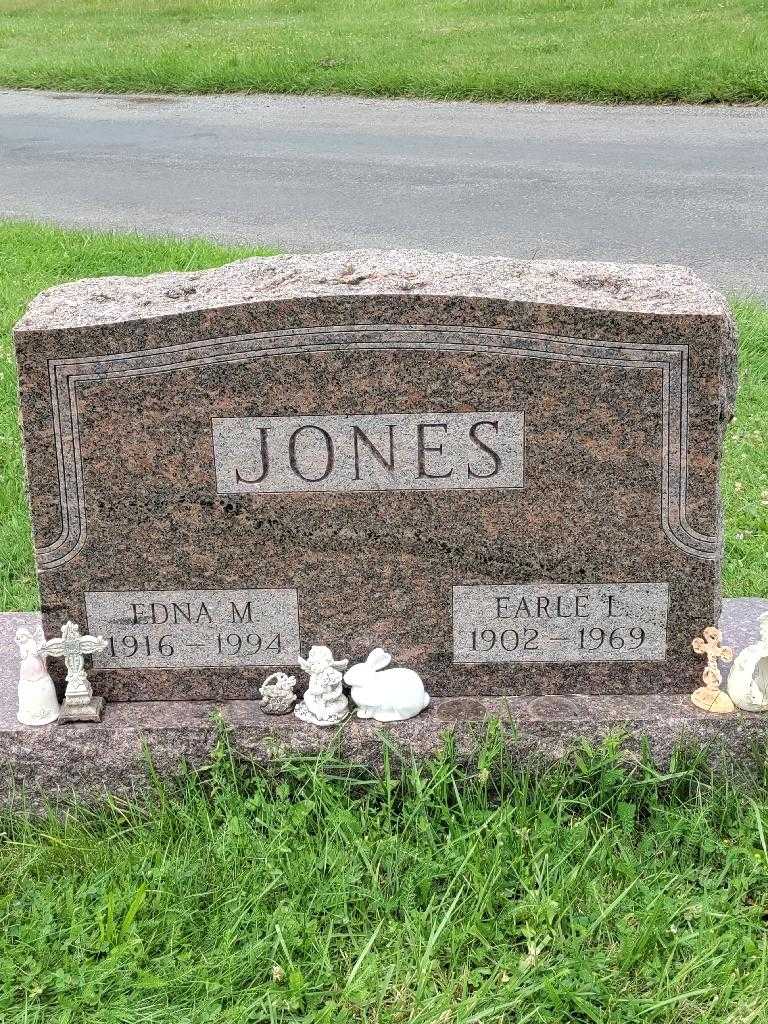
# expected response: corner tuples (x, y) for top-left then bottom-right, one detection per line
(1, 730), (768, 1022)
(0, 0), (767, 103)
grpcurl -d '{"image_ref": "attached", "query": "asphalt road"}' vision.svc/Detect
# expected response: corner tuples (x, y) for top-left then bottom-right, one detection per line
(2, 90), (766, 295)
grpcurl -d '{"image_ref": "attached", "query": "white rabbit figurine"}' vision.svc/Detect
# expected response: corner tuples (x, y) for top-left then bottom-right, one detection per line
(344, 648), (430, 722)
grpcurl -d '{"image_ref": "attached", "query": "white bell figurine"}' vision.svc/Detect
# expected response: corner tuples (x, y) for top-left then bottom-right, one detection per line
(727, 612), (768, 712)
(344, 648), (430, 722)
(15, 626), (60, 726)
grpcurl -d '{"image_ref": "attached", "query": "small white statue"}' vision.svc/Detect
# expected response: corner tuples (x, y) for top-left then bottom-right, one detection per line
(727, 612), (768, 712)
(259, 671), (298, 715)
(40, 620), (108, 722)
(295, 645), (350, 727)
(15, 626), (60, 726)
(344, 648), (431, 722)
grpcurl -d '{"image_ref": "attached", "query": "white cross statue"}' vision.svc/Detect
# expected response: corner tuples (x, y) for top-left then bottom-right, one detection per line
(40, 621), (107, 708)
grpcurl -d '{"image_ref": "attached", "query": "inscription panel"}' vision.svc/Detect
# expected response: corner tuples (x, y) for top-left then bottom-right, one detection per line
(212, 411), (525, 494)
(85, 588), (299, 669)
(453, 583), (669, 664)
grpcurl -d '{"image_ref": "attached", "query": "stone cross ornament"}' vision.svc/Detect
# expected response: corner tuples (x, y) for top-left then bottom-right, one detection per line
(40, 620), (107, 722)
(690, 626), (735, 714)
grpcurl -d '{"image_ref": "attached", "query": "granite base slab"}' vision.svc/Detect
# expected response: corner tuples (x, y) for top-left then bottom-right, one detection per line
(1, 599), (766, 807)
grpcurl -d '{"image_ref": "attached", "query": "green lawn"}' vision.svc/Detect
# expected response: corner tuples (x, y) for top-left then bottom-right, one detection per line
(0, 0), (767, 103)
(1, 734), (767, 1022)
(0, 220), (766, 611)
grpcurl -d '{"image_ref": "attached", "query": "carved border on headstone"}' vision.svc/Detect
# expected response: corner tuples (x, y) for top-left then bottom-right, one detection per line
(38, 324), (717, 570)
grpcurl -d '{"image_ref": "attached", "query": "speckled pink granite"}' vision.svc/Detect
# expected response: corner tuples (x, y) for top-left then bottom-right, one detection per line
(14, 251), (737, 701)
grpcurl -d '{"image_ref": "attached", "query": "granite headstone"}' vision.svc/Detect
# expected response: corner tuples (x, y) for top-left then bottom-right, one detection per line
(14, 251), (737, 702)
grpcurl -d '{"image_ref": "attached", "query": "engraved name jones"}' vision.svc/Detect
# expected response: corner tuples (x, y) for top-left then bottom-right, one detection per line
(212, 411), (524, 494)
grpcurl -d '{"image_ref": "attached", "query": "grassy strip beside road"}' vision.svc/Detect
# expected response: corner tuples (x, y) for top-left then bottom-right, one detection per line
(0, 221), (766, 611)
(1, 734), (768, 1023)
(1, 0), (767, 103)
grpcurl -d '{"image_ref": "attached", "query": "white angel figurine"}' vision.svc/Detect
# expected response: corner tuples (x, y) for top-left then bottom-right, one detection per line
(15, 626), (60, 726)
(727, 612), (768, 712)
(295, 645), (350, 727)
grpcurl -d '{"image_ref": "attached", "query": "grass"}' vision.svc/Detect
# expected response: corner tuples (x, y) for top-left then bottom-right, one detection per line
(1, 732), (768, 1022)
(0, 0), (767, 103)
(721, 301), (768, 597)
(0, 219), (766, 611)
